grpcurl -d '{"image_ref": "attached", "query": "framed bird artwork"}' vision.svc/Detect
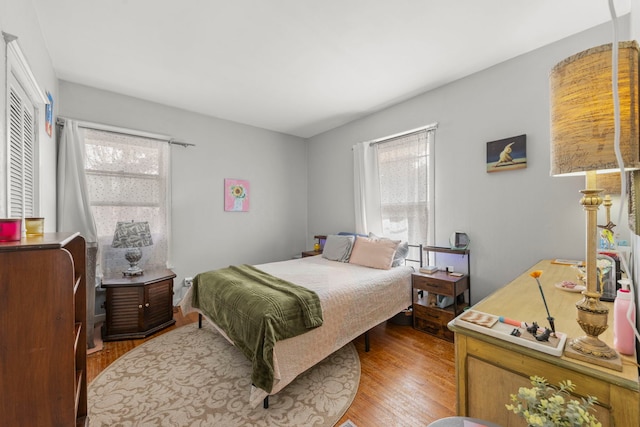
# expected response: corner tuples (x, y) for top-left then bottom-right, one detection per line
(486, 134), (527, 172)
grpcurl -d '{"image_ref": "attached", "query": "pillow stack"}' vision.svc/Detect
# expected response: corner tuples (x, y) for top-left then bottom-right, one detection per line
(320, 232), (409, 270)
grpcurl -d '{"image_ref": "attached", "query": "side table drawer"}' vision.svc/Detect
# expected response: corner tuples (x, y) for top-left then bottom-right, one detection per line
(413, 304), (455, 341)
(413, 275), (453, 296)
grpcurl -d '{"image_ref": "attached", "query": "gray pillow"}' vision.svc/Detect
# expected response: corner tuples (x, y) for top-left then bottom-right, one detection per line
(392, 241), (409, 267)
(322, 235), (355, 262)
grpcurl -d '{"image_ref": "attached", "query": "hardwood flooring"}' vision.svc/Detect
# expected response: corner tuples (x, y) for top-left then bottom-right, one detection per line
(87, 309), (457, 426)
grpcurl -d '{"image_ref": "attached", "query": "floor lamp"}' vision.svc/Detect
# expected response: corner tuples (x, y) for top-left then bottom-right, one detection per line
(549, 41), (640, 370)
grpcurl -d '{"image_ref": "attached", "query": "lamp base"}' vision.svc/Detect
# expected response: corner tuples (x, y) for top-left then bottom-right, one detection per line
(123, 266), (145, 277)
(123, 247), (145, 276)
(564, 339), (622, 371)
(564, 292), (622, 371)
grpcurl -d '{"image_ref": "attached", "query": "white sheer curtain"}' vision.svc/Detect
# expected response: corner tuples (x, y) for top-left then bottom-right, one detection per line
(83, 129), (170, 277)
(353, 141), (382, 235)
(57, 121), (98, 243)
(57, 119), (99, 348)
(353, 127), (435, 245)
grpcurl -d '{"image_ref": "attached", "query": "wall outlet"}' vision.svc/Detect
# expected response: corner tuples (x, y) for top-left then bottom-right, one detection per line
(184, 277), (193, 287)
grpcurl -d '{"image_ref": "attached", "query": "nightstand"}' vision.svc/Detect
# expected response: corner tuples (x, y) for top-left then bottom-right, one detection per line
(412, 271), (469, 341)
(101, 268), (176, 341)
(301, 250), (322, 257)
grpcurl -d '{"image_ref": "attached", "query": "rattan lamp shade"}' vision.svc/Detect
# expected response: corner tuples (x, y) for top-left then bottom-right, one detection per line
(550, 41), (640, 176)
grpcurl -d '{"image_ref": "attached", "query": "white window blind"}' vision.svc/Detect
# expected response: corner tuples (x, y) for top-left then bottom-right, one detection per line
(83, 128), (170, 275)
(7, 76), (36, 218)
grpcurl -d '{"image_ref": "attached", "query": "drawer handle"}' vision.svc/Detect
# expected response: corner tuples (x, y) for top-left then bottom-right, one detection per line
(138, 304), (143, 309)
(145, 303), (150, 307)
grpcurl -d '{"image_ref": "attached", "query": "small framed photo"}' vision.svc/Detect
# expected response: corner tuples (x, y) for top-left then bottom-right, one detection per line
(486, 134), (527, 173)
(224, 178), (250, 212)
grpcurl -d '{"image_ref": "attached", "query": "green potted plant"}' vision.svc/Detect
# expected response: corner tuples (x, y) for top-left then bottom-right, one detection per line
(505, 376), (602, 427)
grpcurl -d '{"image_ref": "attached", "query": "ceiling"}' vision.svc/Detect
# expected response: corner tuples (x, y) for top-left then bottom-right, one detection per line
(32, 0), (630, 138)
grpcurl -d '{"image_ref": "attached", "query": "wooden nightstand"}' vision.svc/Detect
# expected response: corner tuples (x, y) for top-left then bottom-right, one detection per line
(101, 268), (176, 341)
(412, 271), (469, 341)
(301, 250), (322, 257)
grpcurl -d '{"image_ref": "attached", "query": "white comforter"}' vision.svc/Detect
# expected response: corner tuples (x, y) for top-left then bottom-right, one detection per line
(179, 255), (414, 407)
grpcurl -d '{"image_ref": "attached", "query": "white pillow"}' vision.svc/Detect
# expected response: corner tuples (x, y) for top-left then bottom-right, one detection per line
(321, 235), (355, 262)
(348, 237), (397, 270)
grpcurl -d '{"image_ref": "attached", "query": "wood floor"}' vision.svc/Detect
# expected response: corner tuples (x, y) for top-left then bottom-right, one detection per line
(87, 309), (457, 427)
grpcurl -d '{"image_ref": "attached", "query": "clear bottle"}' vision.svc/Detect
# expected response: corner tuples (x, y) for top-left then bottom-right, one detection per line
(613, 288), (636, 355)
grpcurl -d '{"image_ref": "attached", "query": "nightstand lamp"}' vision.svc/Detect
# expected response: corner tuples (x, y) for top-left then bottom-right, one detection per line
(112, 220), (153, 276)
(550, 41), (640, 369)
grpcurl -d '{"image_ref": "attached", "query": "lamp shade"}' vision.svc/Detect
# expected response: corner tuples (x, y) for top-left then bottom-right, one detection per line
(597, 172), (622, 195)
(550, 41), (640, 176)
(112, 221), (153, 248)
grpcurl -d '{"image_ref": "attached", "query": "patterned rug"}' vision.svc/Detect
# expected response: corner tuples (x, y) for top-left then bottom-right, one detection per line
(88, 322), (360, 426)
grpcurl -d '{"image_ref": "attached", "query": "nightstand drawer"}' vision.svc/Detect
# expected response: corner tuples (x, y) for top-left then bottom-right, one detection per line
(413, 304), (455, 324)
(413, 305), (455, 341)
(412, 275), (454, 296)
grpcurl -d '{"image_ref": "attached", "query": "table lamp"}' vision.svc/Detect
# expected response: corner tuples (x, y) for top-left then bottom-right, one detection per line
(112, 221), (153, 276)
(550, 41), (640, 370)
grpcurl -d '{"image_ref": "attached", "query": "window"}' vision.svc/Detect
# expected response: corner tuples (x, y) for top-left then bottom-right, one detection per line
(375, 128), (434, 245)
(83, 129), (170, 275)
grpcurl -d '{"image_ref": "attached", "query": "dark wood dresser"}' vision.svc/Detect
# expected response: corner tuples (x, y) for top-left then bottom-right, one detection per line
(0, 232), (88, 426)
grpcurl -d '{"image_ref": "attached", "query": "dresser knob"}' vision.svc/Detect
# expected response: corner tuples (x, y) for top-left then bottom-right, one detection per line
(138, 304), (143, 309)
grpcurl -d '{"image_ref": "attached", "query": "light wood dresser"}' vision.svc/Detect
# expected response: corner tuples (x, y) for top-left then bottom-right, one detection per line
(449, 259), (639, 426)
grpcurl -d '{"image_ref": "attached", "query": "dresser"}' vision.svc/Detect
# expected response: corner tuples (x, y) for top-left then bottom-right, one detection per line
(102, 268), (176, 341)
(448, 260), (639, 426)
(0, 232), (88, 426)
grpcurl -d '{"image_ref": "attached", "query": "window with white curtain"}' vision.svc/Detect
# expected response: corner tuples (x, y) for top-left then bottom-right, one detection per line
(83, 129), (170, 276)
(374, 128), (435, 245)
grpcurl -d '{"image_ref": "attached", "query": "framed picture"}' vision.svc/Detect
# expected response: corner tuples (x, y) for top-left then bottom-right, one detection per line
(486, 134), (527, 172)
(224, 178), (250, 212)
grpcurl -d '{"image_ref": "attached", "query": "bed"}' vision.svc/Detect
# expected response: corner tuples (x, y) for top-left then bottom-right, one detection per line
(179, 235), (416, 407)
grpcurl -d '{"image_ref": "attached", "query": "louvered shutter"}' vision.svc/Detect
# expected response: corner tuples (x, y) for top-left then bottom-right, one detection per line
(8, 80), (36, 218)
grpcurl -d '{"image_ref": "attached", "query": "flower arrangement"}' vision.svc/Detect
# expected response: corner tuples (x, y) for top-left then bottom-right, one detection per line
(505, 376), (602, 427)
(530, 270), (555, 335)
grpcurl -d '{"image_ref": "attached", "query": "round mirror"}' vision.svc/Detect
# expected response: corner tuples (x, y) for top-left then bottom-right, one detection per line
(449, 232), (469, 250)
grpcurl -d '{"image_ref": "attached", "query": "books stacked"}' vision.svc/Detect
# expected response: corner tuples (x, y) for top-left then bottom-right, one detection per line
(419, 266), (438, 274)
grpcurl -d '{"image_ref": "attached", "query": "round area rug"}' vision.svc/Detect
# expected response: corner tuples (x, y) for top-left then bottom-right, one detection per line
(88, 322), (360, 426)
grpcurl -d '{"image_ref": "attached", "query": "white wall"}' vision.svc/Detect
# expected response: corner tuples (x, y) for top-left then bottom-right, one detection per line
(307, 18), (631, 304)
(0, 0), (58, 227)
(58, 82), (309, 302)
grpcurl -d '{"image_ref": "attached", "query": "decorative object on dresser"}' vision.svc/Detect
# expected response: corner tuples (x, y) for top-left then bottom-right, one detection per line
(0, 232), (88, 426)
(413, 246), (470, 341)
(111, 220), (153, 276)
(0, 218), (21, 241)
(101, 268), (176, 341)
(549, 41), (640, 370)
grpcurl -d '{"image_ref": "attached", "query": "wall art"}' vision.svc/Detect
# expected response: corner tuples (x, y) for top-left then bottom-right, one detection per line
(486, 134), (527, 173)
(224, 178), (250, 212)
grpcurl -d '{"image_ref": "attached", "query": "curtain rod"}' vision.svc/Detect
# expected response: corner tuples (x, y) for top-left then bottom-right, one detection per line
(368, 122), (438, 146)
(55, 117), (195, 147)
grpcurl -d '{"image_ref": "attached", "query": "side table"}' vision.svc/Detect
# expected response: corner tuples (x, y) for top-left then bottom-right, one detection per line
(102, 268), (176, 341)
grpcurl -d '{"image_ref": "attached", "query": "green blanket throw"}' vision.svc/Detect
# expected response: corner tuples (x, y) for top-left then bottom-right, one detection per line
(191, 264), (323, 392)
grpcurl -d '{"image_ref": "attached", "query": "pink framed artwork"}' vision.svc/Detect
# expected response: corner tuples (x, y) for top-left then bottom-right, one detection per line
(224, 178), (250, 212)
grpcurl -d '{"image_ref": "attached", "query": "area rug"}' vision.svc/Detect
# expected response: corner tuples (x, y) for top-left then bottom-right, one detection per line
(88, 322), (360, 426)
